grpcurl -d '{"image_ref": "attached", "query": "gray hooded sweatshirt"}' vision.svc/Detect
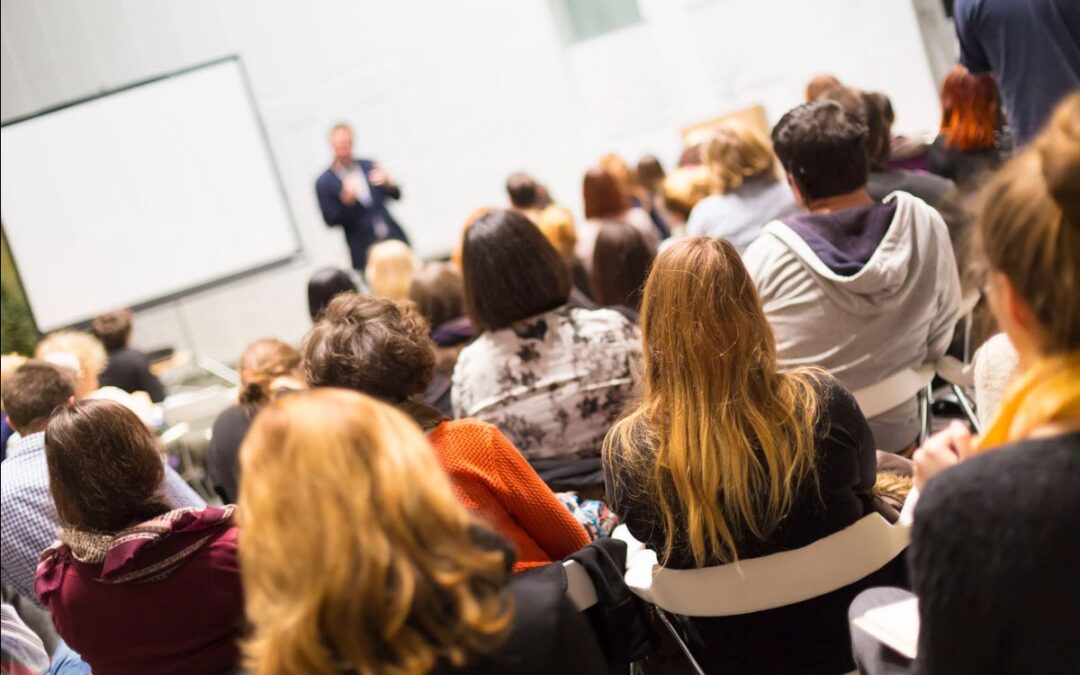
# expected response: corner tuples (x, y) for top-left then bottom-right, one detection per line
(743, 191), (962, 451)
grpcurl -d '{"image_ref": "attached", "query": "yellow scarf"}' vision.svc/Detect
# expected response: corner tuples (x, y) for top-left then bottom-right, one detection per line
(976, 351), (1080, 451)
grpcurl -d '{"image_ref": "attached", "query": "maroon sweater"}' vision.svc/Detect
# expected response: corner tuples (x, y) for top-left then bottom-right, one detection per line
(36, 508), (243, 675)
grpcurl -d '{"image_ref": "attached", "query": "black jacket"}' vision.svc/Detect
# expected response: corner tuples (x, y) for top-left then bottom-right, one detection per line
(99, 347), (166, 402)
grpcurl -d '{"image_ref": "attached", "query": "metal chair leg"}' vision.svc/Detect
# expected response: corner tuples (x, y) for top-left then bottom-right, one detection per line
(653, 608), (706, 675)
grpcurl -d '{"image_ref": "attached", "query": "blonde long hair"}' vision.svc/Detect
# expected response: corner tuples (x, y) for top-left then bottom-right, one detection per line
(604, 237), (821, 567)
(238, 389), (512, 675)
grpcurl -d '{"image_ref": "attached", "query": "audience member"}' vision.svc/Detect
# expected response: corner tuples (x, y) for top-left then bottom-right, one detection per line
(238, 389), (606, 674)
(534, 204), (591, 299)
(1, 603), (50, 675)
(37, 331), (160, 427)
(851, 91), (1080, 675)
(590, 223), (655, 315)
(303, 293), (591, 571)
(35, 400), (241, 675)
(365, 239), (419, 302)
(90, 309), (165, 403)
(306, 266), (358, 321)
(578, 168), (659, 272)
(635, 154), (672, 238)
(927, 64), (1002, 186)
(410, 262), (473, 415)
(1, 354), (27, 460)
(605, 237), (900, 673)
(0, 361), (203, 604)
(745, 101), (962, 452)
(954, 0), (1080, 147)
(805, 73), (843, 101)
(686, 119), (799, 251)
(207, 338), (303, 503)
(453, 209), (642, 489)
(823, 88), (956, 209)
(33, 333), (106, 400)
(505, 171), (542, 219)
(660, 165), (711, 234)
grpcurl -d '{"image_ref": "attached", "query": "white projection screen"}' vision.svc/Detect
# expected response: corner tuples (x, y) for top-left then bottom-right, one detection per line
(1, 57), (300, 331)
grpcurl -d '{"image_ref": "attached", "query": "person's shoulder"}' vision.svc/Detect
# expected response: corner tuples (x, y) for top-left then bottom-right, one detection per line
(919, 433), (1080, 519)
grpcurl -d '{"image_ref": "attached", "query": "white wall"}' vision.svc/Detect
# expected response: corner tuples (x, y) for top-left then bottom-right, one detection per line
(1, 0), (951, 363)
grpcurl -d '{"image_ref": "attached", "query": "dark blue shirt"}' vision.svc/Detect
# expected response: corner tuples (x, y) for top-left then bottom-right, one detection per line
(954, 0), (1080, 147)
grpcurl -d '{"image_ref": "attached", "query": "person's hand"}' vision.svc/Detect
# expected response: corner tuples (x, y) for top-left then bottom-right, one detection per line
(340, 182), (357, 205)
(368, 164), (390, 186)
(913, 421), (975, 491)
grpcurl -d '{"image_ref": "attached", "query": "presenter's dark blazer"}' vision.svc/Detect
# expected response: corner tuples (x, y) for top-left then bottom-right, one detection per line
(315, 157), (409, 271)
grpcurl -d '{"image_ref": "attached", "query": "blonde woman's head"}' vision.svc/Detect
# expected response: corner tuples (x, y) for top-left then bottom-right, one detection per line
(365, 240), (419, 302)
(534, 205), (578, 260)
(703, 119), (778, 195)
(35, 331), (107, 397)
(238, 388), (512, 675)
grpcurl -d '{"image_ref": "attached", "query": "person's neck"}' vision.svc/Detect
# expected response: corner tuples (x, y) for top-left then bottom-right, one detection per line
(804, 187), (874, 214)
(332, 157), (353, 170)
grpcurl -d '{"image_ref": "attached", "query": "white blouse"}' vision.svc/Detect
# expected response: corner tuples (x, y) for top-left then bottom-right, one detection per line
(451, 305), (642, 461)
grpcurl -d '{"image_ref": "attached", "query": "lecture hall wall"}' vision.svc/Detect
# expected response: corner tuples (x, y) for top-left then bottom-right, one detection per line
(0, 0), (955, 362)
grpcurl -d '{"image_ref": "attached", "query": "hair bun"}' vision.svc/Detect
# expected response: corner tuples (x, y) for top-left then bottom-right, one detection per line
(1037, 93), (1080, 223)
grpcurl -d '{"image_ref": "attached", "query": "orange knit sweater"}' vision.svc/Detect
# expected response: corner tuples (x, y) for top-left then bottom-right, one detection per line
(428, 419), (591, 573)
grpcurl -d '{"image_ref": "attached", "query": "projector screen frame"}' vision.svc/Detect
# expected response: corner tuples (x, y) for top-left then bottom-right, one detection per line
(0, 54), (304, 333)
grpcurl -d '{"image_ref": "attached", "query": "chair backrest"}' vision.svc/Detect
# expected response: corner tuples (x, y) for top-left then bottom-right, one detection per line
(852, 364), (935, 419)
(562, 559), (598, 611)
(624, 513), (909, 617)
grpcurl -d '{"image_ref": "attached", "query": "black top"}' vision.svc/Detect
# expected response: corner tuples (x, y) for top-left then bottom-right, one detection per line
(783, 201), (898, 277)
(98, 347), (166, 402)
(926, 135), (1001, 187)
(206, 404), (255, 504)
(867, 170), (954, 208)
(911, 431), (1080, 675)
(605, 376), (903, 673)
(432, 567), (607, 675)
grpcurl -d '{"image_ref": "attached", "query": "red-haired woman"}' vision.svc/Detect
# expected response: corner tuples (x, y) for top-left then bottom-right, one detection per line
(928, 65), (1002, 186)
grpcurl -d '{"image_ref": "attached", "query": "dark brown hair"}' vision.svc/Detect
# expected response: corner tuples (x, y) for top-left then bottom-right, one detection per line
(636, 155), (666, 193)
(591, 224), (656, 312)
(772, 100), (869, 202)
(91, 309), (133, 351)
(410, 262), (465, 331)
(1, 361), (76, 432)
(302, 293), (436, 402)
(45, 399), (170, 532)
(583, 168), (630, 220)
(307, 267), (358, 322)
(505, 172), (539, 209)
(461, 209), (571, 331)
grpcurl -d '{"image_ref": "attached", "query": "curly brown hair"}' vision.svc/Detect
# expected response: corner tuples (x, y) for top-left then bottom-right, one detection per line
(301, 293), (436, 403)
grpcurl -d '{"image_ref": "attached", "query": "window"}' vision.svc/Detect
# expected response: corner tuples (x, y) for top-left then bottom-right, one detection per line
(549, 0), (643, 44)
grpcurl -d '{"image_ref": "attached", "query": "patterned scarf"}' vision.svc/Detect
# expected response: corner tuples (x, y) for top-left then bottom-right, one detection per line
(39, 506), (235, 589)
(976, 352), (1080, 451)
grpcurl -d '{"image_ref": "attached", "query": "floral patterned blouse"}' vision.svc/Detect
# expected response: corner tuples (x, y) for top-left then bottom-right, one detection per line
(451, 305), (642, 461)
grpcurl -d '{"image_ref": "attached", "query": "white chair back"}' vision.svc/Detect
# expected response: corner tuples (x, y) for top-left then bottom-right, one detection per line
(624, 514), (909, 617)
(852, 365), (935, 419)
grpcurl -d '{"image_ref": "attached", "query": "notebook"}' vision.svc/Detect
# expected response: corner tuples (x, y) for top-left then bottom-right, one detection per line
(851, 597), (919, 659)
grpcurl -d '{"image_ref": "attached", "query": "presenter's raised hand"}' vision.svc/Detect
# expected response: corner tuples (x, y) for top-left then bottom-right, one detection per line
(368, 164), (391, 187)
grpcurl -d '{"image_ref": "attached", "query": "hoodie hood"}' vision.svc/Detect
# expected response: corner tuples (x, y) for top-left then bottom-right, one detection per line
(763, 192), (931, 315)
